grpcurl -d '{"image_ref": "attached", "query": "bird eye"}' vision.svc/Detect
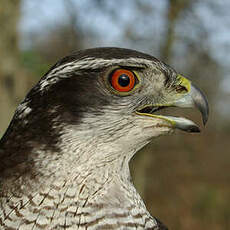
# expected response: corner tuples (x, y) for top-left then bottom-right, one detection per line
(109, 69), (136, 92)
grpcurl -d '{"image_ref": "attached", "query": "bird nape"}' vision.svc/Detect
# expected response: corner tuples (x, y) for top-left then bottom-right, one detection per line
(0, 47), (209, 230)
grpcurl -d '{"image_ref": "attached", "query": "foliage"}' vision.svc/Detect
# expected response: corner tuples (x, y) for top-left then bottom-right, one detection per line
(19, 50), (50, 78)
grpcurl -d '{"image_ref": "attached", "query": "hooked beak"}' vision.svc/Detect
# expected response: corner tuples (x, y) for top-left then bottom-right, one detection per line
(136, 75), (209, 132)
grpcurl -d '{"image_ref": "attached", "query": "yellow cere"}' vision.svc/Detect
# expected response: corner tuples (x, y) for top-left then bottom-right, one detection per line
(177, 74), (191, 92)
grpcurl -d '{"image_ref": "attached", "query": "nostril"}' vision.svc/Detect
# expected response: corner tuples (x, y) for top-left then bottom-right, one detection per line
(175, 85), (188, 93)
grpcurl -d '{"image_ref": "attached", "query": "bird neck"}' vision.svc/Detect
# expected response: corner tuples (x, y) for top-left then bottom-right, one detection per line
(52, 135), (135, 186)
(0, 121), (157, 229)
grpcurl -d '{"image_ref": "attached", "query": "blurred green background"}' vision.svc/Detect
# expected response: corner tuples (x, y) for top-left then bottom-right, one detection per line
(0, 0), (229, 229)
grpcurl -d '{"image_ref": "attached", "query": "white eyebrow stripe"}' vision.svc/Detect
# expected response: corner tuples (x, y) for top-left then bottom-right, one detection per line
(38, 57), (155, 91)
(49, 57), (152, 75)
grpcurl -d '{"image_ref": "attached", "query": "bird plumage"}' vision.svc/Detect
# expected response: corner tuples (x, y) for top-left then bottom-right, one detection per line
(0, 47), (208, 229)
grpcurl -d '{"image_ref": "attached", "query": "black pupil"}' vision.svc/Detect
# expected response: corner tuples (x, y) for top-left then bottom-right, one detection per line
(118, 74), (130, 87)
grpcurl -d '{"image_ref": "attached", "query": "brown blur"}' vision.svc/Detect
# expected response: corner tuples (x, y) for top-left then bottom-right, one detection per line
(0, 0), (229, 229)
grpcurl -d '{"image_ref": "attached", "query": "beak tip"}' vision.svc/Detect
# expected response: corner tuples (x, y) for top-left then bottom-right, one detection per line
(201, 104), (209, 126)
(202, 102), (209, 126)
(191, 84), (209, 127)
(202, 114), (209, 126)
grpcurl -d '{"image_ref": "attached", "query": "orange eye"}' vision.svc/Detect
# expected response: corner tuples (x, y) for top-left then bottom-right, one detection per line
(110, 69), (136, 92)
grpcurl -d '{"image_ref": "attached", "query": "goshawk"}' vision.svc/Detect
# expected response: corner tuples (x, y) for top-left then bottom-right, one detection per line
(0, 47), (209, 229)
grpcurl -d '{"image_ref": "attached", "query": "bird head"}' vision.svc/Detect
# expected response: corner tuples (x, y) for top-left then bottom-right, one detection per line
(2, 47), (209, 167)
